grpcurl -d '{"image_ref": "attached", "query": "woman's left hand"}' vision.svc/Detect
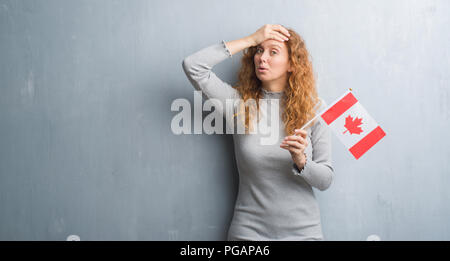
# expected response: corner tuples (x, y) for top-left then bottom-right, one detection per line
(280, 129), (308, 169)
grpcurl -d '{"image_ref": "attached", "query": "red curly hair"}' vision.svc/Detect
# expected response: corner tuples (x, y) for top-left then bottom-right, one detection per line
(233, 27), (320, 136)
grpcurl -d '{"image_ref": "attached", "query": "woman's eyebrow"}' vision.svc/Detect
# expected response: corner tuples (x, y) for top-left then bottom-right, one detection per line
(268, 44), (282, 49)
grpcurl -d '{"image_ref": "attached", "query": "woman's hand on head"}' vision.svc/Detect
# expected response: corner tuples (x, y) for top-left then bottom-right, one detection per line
(249, 24), (291, 46)
(280, 129), (308, 169)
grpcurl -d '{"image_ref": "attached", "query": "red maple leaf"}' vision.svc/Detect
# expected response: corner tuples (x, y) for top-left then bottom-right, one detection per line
(343, 115), (363, 135)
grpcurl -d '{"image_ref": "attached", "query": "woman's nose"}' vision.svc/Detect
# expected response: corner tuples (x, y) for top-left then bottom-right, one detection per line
(260, 52), (269, 63)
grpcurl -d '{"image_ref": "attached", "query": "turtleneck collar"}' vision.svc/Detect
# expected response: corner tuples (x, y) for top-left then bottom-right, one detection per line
(262, 88), (284, 97)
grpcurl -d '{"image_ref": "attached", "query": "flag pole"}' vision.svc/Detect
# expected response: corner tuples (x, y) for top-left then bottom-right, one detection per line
(299, 112), (321, 131)
(295, 88), (353, 134)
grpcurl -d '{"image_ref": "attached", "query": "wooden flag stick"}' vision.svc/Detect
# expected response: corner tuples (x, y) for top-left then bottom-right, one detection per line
(299, 112), (321, 131)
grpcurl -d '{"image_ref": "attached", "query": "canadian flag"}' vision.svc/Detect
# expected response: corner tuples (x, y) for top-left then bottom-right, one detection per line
(320, 91), (386, 159)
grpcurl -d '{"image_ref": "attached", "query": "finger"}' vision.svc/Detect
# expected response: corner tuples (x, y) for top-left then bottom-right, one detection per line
(294, 129), (308, 138)
(282, 140), (304, 150)
(273, 24), (291, 38)
(276, 32), (289, 41)
(284, 135), (307, 145)
(282, 145), (302, 155)
(269, 32), (287, 42)
(271, 30), (289, 41)
(280, 143), (291, 150)
(280, 143), (298, 149)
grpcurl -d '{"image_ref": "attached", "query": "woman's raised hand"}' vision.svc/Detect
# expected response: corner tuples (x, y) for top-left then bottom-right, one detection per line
(249, 24), (291, 46)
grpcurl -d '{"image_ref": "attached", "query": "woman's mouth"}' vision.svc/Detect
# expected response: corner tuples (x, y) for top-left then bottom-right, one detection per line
(257, 67), (268, 73)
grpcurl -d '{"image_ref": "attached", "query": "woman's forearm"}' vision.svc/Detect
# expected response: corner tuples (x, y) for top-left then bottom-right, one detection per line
(225, 36), (256, 56)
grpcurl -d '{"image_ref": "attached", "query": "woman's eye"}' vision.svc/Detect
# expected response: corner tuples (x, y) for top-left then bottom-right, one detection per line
(256, 48), (276, 54)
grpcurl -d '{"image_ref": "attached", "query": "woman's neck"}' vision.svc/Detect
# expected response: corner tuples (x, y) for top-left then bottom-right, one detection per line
(261, 76), (288, 93)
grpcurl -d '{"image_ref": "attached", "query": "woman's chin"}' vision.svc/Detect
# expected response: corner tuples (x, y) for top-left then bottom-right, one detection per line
(256, 75), (271, 82)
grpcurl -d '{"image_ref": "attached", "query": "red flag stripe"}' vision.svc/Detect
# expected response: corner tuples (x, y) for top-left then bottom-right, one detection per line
(321, 92), (358, 125)
(349, 126), (386, 159)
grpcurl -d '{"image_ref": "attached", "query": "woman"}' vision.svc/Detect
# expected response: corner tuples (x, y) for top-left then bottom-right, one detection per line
(182, 24), (334, 241)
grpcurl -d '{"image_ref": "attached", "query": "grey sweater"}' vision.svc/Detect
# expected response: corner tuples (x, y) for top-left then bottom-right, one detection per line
(182, 40), (334, 241)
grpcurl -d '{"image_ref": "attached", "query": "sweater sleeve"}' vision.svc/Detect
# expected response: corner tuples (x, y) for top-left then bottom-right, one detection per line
(182, 40), (240, 104)
(291, 99), (334, 191)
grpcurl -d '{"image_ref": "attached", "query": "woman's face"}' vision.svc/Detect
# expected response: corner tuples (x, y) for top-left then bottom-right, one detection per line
(254, 39), (292, 82)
